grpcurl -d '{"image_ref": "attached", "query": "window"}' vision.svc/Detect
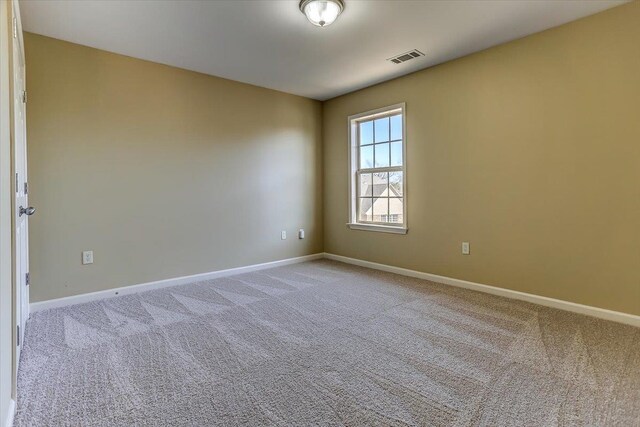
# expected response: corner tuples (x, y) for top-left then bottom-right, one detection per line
(348, 103), (407, 234)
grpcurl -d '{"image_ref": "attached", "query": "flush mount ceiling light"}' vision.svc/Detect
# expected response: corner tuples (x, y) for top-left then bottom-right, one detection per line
(299, 0), (345, 27)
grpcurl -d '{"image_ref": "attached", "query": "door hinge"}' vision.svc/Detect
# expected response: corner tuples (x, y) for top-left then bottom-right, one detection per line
(22, 90), (27, 104)
(26, 272), (30, 286)
(24, 182), (28, 194)
(12, 17), (17, 39)
(16, 325), (20, 346)
(15, 173), (18, 192)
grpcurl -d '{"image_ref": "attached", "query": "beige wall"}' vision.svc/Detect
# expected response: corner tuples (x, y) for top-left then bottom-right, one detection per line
(323, 2), (640, 315)
(25, 3), (640, 316)
(25, 33), (323, 302)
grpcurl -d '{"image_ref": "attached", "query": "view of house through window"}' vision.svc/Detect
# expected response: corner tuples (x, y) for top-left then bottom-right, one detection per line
(349, 104), (406, 231)
(358, 171), (403, 223)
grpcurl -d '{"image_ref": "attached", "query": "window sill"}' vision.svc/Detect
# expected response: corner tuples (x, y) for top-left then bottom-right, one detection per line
(346, 223), (408, 235)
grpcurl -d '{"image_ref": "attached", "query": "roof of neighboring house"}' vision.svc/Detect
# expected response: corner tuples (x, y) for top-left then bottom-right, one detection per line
(360, 181), (402, 216)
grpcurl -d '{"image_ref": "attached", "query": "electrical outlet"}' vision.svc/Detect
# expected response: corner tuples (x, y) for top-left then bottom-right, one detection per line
(298, 229), (305, 239)
(281, 230), (287, 240)
(462, 242), (470, 255)
(82, 250), (94, 265)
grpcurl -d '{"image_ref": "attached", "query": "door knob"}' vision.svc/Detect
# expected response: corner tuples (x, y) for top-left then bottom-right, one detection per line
(19, 206), (35, 216)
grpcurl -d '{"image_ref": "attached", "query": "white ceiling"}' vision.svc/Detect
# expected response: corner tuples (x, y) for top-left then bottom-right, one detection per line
(20, 0), (626, 101)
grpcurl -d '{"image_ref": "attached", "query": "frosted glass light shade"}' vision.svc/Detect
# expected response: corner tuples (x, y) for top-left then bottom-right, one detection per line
(299, 0), (345, 27)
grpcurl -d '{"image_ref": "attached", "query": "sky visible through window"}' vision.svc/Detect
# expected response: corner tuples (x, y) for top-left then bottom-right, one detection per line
(359, 115), (402, 169)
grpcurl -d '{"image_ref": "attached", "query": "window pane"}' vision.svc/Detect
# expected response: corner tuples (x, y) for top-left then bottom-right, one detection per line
(372, 172), (388, 198)
(374, 143), (390, 168)
(389, 198), (403, 223)
(359, 173), (372, 197)
(390, 141), (402, 167)
(372, 197), (389, 221)
(389, 171), (403, 196)
(359, 121), (373, 145)
(374, 117), (389, 143)
(359, 198), (373, 222)
(390, 114), (402, 140)
(360, 145), (373, 169)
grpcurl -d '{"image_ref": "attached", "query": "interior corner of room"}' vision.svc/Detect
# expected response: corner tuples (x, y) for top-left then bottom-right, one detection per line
(1, 0), (639, 425)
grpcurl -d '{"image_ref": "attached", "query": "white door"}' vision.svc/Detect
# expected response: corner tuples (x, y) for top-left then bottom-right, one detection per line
(12, 1), (30, 364)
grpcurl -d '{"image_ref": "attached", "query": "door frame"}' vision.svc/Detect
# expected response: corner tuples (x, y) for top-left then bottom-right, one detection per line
(9, 0), (27, 395)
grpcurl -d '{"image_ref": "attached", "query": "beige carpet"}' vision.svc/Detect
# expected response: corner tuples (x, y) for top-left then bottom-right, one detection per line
(14, 260), (640, 426)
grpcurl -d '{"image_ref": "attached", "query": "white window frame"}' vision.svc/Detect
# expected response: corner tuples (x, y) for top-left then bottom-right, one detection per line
(347, 103), (407, 234)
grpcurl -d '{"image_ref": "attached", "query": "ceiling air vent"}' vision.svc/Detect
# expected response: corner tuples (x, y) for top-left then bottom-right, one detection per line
(388, 49), (425, 64)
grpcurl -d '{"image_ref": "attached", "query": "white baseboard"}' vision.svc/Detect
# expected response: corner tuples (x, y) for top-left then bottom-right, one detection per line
(30, 253), (324, 313)
(3, 399), (15, 427)
(323, 253), (640, 328)
(29, 251), (640, 328)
